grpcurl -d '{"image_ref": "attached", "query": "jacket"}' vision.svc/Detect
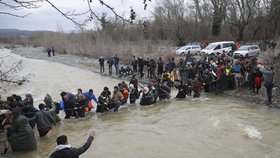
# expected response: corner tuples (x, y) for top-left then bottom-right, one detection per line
(50, 136), (94, 158)
(260, 67), (275, 84)
(32, 109), (54, 130)
(83, 92), (98, 104)
(8, 115), (37, 151)
(112, 91), (124, 103)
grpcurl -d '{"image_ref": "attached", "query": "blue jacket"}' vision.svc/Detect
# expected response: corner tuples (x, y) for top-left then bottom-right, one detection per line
(83, 92), (98, 104)
(231, 64), (241, 73)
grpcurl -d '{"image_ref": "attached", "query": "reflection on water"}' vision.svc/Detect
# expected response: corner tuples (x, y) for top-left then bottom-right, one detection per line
(1, 50), (280, 158)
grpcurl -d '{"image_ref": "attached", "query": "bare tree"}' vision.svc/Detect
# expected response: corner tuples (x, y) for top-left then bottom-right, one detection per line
(210, 0), (227, 36)
(0, 56), (27, 86)
(190, 0), (212, 40)
(152, 0), (187, 45)
(267, 0), (280, 39)
(0, 0), (142, 28)
(225, 0), (262, 41)
(0, 0), (41, 17)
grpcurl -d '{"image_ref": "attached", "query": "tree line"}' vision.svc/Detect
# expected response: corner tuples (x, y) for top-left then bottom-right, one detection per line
(1, 0), (279, 51)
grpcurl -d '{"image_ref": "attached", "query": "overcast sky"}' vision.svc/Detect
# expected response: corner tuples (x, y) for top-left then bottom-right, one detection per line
(0, 0), (156, 32)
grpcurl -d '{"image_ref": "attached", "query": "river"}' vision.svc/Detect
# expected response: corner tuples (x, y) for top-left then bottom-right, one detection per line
(1, 49), (280, 158)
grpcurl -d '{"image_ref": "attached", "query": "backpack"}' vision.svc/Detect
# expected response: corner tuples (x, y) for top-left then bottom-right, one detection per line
(255, 76), (261, 87)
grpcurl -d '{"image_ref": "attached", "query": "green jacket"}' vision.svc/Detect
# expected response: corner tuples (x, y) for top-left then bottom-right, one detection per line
(8, 115), (37, 152)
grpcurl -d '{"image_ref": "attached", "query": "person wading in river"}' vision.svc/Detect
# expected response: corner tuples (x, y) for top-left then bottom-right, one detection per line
(60, 92), (76, 119)
(110, 86), (124, 112)
(30, 103), (55, 137)
(49, 131), (96, 158)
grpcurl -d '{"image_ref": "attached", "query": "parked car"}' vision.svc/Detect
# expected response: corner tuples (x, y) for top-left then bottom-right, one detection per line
(200, 41), (234, 55)
(233, 45), (261, 58)
(175, 45), (201, 56)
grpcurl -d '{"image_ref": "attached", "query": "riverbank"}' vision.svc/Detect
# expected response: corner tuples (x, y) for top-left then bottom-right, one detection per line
(8, 46), (280, 108)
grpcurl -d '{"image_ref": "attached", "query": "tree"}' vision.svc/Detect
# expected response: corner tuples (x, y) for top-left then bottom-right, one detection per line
(268, 0), (280, 38)
(190, 0), (212, 40)
(225, 0), (262, 41)
(0, 0), (41, 17)
(0, 55), (27, 86)
(152, 0), (187, 45)
(211, 0), (227, 36)
(0, 0), (142, 28)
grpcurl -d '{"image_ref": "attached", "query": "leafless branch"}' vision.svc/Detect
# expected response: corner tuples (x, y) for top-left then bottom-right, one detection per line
(98, 0), (132, 23)
(44, 0), (84, 27)
(0, 57), (27, 86)
(0, 60), (22, 79)
(0, 0), (41, 9)
(0, 11), (30, 18)
(0, 0), (138, 28)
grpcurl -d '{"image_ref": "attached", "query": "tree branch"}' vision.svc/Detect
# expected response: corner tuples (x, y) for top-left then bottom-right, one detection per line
(98, 0), (132, 23)
(0, 60), (22, 79)
(0, 11), (30, 17)
(44, 0), (84, 27)
(0, 78), (27, 84)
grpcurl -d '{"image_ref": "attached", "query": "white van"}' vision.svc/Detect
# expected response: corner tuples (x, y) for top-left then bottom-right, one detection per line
(200, 41), (234, 55)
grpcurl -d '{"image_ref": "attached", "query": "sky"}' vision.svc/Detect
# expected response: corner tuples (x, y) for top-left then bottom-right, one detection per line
(0, 0), (156, 32)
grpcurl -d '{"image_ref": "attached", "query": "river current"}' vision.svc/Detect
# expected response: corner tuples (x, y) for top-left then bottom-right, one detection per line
(1, 49), (280, 158)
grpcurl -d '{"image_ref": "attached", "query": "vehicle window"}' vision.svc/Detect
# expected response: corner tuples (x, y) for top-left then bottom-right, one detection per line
(214, 45), (221, 50)
(178, 46), (187, 50)
(205, 44), (216, 50)
(223, 43), (233, 48)
(185, 47), (190, 50)
(238, 46), (250, 50)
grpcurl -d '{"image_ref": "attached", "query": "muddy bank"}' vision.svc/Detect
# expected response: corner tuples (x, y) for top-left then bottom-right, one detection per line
(9, 46), (280, 107)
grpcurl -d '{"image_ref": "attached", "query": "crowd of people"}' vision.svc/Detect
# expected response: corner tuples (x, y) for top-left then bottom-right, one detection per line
(99, 49), (276, 104)
(0, 74), (173, 155)
(0, 42), (277, 156)
(0, 93), (60, 154)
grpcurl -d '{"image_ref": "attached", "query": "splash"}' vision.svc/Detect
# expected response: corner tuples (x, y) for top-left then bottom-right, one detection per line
(243, 126), (262, 140)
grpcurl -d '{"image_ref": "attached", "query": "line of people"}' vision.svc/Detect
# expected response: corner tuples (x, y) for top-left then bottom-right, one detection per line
(0, 93), (60, 154)
(99, 51), (276, 104)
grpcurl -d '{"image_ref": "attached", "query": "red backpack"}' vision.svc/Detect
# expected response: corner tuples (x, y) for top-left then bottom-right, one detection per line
(255, 76), (261, 87)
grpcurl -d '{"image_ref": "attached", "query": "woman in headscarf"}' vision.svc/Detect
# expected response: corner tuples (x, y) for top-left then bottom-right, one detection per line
(96, 91), (109, 113)
(129, 84), (138, 104)
(76, 94), (88, 118)
(23, 93), (33, 106)
(44, 94), (61, 122)
(7, 108), (37, 152)
(140, 87), (154, 106)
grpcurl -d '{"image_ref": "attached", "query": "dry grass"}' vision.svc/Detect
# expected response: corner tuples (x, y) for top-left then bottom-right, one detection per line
(30, 32), (177, 64)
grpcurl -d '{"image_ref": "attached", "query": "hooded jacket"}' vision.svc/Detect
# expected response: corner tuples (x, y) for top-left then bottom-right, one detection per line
(49, 136), (94, 158)
(31, 109), (55, 130)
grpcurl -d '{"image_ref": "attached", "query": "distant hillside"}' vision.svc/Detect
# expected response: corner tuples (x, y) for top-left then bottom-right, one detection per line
(0, 29), (55, 38)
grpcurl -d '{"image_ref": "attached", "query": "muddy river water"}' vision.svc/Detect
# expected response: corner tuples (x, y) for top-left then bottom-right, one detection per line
(1, 49), (280, 158)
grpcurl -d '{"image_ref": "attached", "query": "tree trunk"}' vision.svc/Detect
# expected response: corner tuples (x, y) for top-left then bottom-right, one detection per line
(237, 25), (245, 41)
